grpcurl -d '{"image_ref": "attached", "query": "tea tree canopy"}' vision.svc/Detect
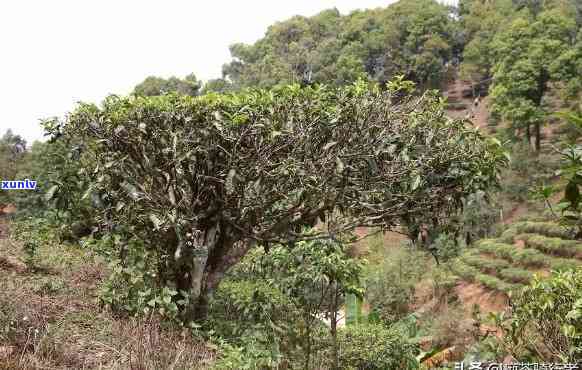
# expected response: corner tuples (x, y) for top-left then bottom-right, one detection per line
(62, 80), (506, 320)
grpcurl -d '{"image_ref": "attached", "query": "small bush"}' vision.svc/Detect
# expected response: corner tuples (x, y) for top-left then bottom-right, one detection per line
(449, 260), (480, 282)
(500, 268), (582, 363)
(450, 258), (523, 293)
(337, 323), (419, 370)
(499, 227), (518, 244)
(98, 239), (183, 322)
(213, 332), (285, 370)
(462, 191), (503, 243)
(498, 268), (533, 284)
(475, 273), (502, 291)
(208, 279), (295, 341)
(365, 247), (427, 325)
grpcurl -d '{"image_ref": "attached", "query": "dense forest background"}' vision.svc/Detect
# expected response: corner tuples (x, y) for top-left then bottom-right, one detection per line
(134, 0), (582, 150)
(2, 0), (582, 369)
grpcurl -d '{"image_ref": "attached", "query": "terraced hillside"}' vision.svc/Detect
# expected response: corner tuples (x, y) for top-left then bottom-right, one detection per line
(451, 220), (582, 308)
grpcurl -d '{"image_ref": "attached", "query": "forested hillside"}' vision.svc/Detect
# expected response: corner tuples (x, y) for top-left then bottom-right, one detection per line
(2, 0), (582, 369)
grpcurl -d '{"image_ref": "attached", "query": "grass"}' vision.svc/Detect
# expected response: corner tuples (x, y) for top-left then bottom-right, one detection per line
(0, 222), (215, 369)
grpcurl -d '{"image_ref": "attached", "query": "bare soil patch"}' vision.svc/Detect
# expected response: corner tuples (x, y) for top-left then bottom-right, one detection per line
(454, 281), (509, 314)
(0, 255), (26, 273)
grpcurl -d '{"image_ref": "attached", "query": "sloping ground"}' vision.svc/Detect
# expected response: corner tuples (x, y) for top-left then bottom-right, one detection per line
(0, 220), (215, 369)
(349, 226), (408, 259)
(454, 282), (508, 315)
(0, 204), (16, 216)
(451, 220), (582, 314)
(444, 76), (490, 131)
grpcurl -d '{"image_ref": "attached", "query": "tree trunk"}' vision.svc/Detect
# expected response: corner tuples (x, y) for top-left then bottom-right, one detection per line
(535, 121), (541, 153)
(170, 222), (251, 323)
(304, 325), (312, 370)
(330, 284), (339, 370)
(533, 71), (548, 153)
(526, 124), (531, 147)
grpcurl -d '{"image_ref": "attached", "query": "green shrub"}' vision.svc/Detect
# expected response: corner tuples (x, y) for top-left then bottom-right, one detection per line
(337, 323), (419, 370)
(510, 222), (575, 240)
(498, 268), (533, 284)
(497, 268), (582, 363)
(451, 257), (524, 293)
(213, 332), (285, 370)
(476, 240), (547, 267)
(208, 279), (295, 342)
(499, 227), (518, 244)
(429, 265), (461, 305)
(365, 247), (426, 324)
(449, 260), (480, 281)
(460, 253), (511, 274)
(517, 233), (582, 258)
(98, 239), (183, 322)
(10, 217), (60, 271)
(550, 258), (581, 271)
(22, 240), (40, 270)
(475, 273), (502, 291)
(462, 191), (503, 243)
(432, 233), (461, 261)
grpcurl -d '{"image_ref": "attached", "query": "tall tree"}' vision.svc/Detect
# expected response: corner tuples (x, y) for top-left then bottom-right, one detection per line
(133, 73), (201, 97)
(489, 8), (576, 151)
(222, 0), (458, 90)
(201, 78), (234, 94)
(460, 0), (515, 84)
(0, 130), (27, 205)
